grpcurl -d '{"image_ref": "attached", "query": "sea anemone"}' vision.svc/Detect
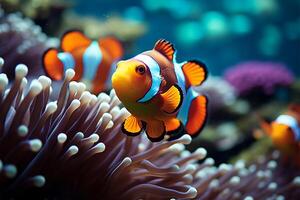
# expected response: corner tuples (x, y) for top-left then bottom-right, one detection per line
(0, 61), (202, 199)
(224, 61), (295, 97)
(0, 59), (299, 199)
(0, 8), (57, 79)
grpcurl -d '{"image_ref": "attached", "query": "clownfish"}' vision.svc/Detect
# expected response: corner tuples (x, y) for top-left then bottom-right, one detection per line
(112, 39), (208, 142)
(42, 30), (123, 94)
(259, 104), (300, 163)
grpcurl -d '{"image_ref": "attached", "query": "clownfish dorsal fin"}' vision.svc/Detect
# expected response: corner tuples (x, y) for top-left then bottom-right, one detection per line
(260, 119), (272, 136)
(182, 60), (208, 87)
(99, 36), (123, 60)
(122, 115), (144, 136)
(161, 85), (183, 114)
(61, 30), (91, 52)
(154, 39), (175, 61)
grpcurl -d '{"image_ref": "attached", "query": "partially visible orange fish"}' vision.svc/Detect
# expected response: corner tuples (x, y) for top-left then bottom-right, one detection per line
(42, 30), (123, 94)
(112, 39), (208, 142)
(259, 104), (300, 164)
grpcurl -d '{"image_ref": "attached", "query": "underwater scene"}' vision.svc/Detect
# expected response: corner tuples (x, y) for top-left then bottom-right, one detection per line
(0, 0), (299, 199)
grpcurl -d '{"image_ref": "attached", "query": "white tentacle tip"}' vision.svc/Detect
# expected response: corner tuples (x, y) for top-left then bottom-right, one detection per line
(244, 196), (254, 200)
(65, 69), (75, 80)
(29, 139), (42, 152)
(57, 133), (67, 144)
(32, 175), (46, 187)
(71, 99), (81, 110)
(15, 64), (28, 78)
(0, 57), (4, 67)
(179, 134), (192, 145)
(293, 176), (300, 186)
(0, 73), (8, 89)
(17, 125), (28, 137)
(194, 147), (207, 159)
(77, 82), (86, 92)
(38, 75), (52, 88)
(29, 80), (43, 95)
(187, 186), (197, 198)
(94, 143), (105, 153)
(46, 102), (58, 114)
(4, 164), (17, 178)
(122, 157), (132, 166)
(68, 145), (79, 156)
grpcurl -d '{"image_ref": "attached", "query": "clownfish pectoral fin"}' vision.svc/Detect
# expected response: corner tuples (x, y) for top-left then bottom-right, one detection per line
(61, 30), (91, 52)
(154, 39), (175, 61)
(121, 115), (144, 136)
(185, 95), (208, 137)
(182, 60), (207, 87)
(161, 85), (183, 114)
(42, 48), (64, 80)
(145, 120), (166, 142)
(99, 37), (123, 60)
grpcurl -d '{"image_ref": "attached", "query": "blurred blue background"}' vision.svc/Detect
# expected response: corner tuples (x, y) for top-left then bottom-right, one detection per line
(70, 0), (300, 75)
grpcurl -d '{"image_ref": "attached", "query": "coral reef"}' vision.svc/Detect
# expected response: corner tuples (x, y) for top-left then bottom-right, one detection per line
(0, 0), (69, 34)
(62, 12), (147, 44)
(224, 61), (295, 97)
(0, 60), (299, 199)
(195, 76), (236, 113)
(0, 8), (58, 79)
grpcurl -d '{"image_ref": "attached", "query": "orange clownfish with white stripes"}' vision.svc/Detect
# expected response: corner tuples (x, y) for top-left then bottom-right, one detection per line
(258, 104), (300, 165)
(42, 30), (123, 94)
(112, 39), (208, 142)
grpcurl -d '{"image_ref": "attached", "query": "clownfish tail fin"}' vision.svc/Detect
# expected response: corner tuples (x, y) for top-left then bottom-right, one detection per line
(185, 95), (208, 137)
(177, 88), (208, 138)
(99, 36), (124, 60)
(182, 60), (207, 87)
(42, 48), (64, 80)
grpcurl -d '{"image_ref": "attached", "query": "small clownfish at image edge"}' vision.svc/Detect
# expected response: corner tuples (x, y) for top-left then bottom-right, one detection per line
(112, 39), (208, 142)
(258, 104), (300, 165)
(42, 30), (123, 94)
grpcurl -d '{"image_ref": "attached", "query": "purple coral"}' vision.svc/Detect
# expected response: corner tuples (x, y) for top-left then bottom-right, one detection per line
(224, 62), (295, 96)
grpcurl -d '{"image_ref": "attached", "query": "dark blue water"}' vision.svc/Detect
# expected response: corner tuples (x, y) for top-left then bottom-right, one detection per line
(71, 0), (300, 76)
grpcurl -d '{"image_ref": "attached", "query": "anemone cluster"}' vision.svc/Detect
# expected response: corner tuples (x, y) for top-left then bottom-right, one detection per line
(0, 59), (299, 199)
(0, 8), (57, 79)
(224, 61), (295, 97)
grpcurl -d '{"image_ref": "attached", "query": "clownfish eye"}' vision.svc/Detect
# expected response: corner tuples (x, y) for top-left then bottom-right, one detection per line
(135, 65), (146, 75)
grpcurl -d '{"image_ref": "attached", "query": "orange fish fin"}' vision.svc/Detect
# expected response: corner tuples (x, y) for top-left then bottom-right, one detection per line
(185, 95), (208, 137)
(260, 119), (272, 136)
(182, 60), (207, 87)
(42, 48), (64, 80)
(122, 115), (144, 136)
(61, 30), (91, 52)
(165, 118), (181, 132)
(161, 85), (183, 114)
(145, 120), (166, 142)
(99, 36), (123, 60)
(154, 39), (175, 61)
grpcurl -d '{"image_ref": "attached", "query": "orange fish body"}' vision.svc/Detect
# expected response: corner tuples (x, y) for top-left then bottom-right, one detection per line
(43, 30), (123, 94)
(112, 39), (208, 142)
(260, 105), (300, 164)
